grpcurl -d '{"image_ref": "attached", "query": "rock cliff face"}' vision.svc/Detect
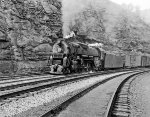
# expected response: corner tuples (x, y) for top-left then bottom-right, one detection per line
(0, 0), (62, 74)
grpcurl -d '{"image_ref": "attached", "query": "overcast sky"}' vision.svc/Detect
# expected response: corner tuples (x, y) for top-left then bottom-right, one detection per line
(110, 0), (150, 10)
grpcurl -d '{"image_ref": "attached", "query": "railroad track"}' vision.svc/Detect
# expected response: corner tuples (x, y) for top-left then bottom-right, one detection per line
(105, 70), (149, 117)
(0, 67), (142, 81)
(0, 69), (131, 90)
(0, 73), (48, 81)
(0, 69), (139, 101)
(39, 69), (149, 117)
(0, 67), (145, 83)
(1, 71), (101, 91)
(0, 68), (142, 87)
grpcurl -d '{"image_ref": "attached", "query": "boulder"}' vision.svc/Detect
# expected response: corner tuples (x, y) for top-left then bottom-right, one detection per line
(33, 43), (52, 53)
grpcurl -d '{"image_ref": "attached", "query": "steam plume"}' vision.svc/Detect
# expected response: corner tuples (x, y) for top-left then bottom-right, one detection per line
(62, 0), (92, 36)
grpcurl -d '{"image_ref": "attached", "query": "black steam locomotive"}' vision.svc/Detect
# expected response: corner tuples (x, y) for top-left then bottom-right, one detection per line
(48, 38), (127, 74)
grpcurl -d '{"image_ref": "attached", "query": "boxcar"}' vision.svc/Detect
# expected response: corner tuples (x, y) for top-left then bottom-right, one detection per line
(104, 53), (124, 69)
(141, 55), (150, 67)
(125, 54), (141, 67)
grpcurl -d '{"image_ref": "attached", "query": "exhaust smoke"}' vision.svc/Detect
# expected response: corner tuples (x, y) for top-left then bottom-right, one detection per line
(61, 0), (92, 37)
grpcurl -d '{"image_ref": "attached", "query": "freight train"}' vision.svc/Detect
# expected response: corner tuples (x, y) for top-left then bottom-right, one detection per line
(47, 39), (150, 74)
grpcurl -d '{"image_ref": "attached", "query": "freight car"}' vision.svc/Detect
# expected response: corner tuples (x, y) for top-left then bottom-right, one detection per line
(104, 52), (124, 69)
(125, 53), (141, 67)
(124, 53), (150, 68)
(141, 54), (150, 67)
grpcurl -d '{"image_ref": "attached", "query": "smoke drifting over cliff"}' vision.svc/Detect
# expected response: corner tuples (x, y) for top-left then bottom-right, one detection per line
(62, 0), (92, 36)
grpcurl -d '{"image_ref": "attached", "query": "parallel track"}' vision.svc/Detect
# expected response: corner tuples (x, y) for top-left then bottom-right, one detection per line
(0, 69), (137, 101)
(0, 68), (140, 89)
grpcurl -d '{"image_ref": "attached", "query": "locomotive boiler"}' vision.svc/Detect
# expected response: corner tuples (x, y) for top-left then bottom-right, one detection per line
(48, 39), (105, 74)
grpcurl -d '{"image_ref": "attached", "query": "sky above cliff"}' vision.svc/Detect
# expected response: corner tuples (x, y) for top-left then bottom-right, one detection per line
(111, 0), (150, 10)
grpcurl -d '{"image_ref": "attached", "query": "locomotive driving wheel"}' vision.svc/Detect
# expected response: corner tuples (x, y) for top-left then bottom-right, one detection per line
(62, 67), (70, 74)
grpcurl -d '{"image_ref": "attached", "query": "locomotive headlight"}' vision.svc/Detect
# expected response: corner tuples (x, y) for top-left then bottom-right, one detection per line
(50, 55), (53, 65)
(50, 55), (53, 59)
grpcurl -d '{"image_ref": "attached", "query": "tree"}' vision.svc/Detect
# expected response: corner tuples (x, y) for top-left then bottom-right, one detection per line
(68, 3), (106, 43)
(113, 10), (144, 51)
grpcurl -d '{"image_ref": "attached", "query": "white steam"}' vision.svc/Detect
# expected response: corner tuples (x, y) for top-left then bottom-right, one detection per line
(62, 0), (92, 36)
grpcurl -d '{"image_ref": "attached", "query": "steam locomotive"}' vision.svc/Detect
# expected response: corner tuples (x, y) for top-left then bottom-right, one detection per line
(48, 38), (124, 74)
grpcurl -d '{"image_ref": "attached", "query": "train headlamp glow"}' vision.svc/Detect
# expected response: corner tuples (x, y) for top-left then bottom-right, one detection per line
(50, 55), (53, 59)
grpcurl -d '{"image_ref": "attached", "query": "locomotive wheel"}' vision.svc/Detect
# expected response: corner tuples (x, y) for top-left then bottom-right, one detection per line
(62, 68), (66, 74)
(87, 63), (91, 71)
(68, 68), (71, 74)
(62, 67), (70, 74)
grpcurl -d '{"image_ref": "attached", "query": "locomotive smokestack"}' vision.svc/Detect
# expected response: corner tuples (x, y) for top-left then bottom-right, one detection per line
(74, 30), (77, 35)
(64, 31), (75, 39)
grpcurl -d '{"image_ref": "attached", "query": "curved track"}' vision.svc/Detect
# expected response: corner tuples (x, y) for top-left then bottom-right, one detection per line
(0, 69), (135, 100)
(105, 70), (149, 117)
(39, 69), (149, 117)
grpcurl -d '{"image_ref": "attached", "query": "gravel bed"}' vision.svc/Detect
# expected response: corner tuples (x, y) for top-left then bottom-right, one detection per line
(129, 72), (150, 117)
(0, 71), (133, 117)
(56, 73), (137, 117)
